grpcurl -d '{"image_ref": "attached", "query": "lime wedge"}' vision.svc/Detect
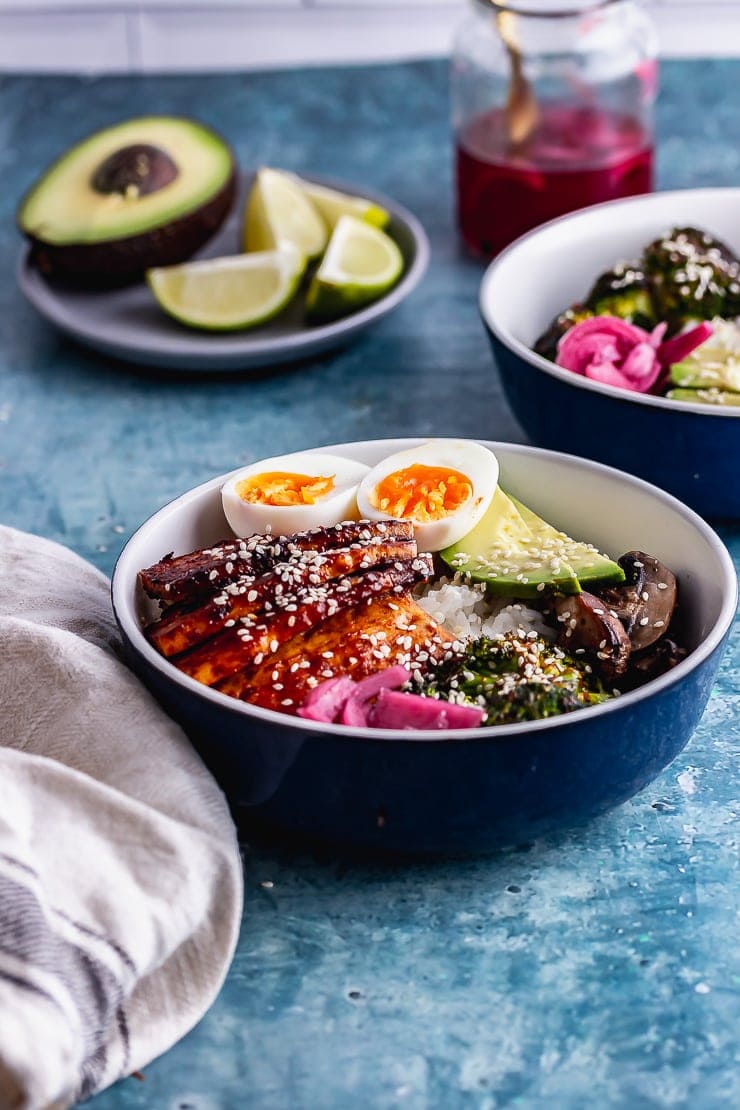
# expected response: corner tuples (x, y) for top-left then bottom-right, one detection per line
(147, 246), (303, 331)
(243, 167), (328, 260)
(293, 176), (389, 231)
(305, 215), (404, 321)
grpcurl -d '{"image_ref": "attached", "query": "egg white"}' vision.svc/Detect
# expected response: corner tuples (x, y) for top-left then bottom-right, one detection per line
(221, 452), (370, 538)
(355, 440), (499, 551)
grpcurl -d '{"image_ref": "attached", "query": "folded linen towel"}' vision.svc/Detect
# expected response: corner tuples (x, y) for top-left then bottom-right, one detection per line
(0, 526), (243, 1109)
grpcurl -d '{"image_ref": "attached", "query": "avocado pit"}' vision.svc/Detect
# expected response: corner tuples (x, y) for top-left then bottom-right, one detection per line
(18, 115), (237, 284)
(91, 144), (179, 198)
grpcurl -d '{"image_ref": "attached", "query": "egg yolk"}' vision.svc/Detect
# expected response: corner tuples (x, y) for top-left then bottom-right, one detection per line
(370, 464), (472, 522)
(236, 471), (335, 506)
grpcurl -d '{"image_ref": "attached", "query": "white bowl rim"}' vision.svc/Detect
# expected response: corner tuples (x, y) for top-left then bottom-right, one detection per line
(112, 437), (738, 743)
(480, 186), (740, 419)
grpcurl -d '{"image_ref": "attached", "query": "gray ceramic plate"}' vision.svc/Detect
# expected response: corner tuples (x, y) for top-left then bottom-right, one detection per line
(17, 173), (430, 373)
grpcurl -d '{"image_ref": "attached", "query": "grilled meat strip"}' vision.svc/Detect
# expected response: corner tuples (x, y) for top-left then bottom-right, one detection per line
(172, 555), (434, 687)
(139, 519), (415, 604)
(147, 537), (417, 658)
(218, 595), (457, 714)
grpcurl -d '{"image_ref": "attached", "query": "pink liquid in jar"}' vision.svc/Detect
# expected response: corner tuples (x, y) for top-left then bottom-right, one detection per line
(456, 104), (653, 257)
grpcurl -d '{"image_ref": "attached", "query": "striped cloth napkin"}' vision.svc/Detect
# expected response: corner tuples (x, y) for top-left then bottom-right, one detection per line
(0, 526), (243, 1109)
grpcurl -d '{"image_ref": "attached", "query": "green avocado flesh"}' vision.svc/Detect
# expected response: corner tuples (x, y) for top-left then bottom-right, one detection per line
(19, 116), (234, 246)
(670, 351), (740, 392)
(667, 387), (740, 406)
(440, 488), (625, 598)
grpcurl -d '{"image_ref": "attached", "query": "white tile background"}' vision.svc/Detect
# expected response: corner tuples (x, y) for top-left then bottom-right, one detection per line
(0, 1), (737, 73)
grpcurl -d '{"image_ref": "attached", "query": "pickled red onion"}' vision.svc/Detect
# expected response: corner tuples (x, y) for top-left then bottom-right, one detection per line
(367, 690), (485, 730)
(340, 666), (411, 726)
(297, 676), (355, 722)
(296, 668), (484, 730)
(555, 316), (713, 394)
(656, 320), (714, 367)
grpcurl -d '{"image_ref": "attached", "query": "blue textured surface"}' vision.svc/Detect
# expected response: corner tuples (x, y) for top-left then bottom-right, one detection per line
(1, 59), (739, 1108)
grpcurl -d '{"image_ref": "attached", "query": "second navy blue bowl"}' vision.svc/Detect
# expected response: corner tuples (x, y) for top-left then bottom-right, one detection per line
(480, 188), (740, 519)
(111, 439), (736, 856)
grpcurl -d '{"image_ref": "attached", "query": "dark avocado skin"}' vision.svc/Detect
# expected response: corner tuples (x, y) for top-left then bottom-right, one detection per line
(23, 167), (237, 288)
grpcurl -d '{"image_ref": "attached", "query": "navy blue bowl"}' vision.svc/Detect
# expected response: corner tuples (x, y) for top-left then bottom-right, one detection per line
(480, 188), (740, 519)
(111, 439), (737, 856)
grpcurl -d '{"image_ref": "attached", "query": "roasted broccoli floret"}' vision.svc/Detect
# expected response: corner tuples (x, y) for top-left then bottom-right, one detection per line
(641, 226), (740, 327)
(423, 633), (608, 725)
(585, 262), (656, 330)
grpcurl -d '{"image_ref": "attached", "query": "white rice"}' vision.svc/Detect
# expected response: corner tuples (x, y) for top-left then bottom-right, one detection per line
(416, 576), (555, 644)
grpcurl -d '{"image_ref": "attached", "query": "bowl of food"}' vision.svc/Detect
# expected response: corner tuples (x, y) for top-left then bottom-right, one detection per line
(480, 187), (740, 518)
(111, 438), (736, 855)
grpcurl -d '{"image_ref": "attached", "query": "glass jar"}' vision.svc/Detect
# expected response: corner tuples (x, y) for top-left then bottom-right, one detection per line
(451, 0), (658, 257)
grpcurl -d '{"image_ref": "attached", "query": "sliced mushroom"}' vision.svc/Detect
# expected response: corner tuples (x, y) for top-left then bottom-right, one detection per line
(621, 638), (688, 691)
(552, 592), (631, 683)
(597, 551), (677, 651)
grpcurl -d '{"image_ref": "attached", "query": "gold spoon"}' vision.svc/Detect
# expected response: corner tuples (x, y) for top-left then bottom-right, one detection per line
(496, 8), (539, 148)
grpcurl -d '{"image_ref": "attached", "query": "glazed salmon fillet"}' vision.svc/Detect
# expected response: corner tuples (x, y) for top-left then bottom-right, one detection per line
(147, 537), (416, 658)
(139, 519), (414, 604)
(218, 594), (456, 714)
(141, 519), (454, 717)
(171, 558), (433, 687)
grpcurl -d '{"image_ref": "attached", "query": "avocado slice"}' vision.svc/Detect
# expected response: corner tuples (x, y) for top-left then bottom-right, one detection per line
(440, 488), (624, 598)
(670, 350), (740, 392)
(440, 487), (580, 597)
(509, 497), (625, 591)
(667, 387), (740, 406)
(18, 116), (237, 284)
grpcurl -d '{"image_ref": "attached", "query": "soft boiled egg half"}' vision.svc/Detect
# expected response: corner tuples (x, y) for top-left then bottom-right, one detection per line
(356, 440), (499, 552)
(221, 451), (370, 538)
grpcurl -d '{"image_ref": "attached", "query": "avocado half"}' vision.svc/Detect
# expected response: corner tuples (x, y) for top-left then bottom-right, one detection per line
(18, 116), (237, 285)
